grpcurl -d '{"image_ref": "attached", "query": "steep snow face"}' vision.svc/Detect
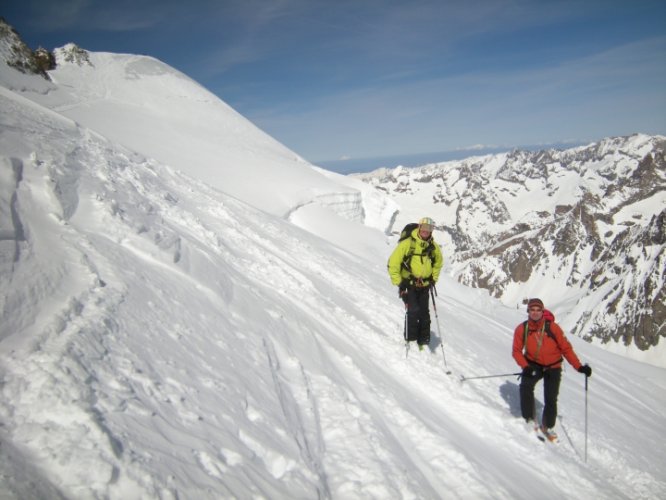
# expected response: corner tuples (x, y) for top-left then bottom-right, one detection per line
(0, 82), (389, 497)
(354, 135), (666, 365)
(3, 44), (375, 224)
(313, 166), (400, 233)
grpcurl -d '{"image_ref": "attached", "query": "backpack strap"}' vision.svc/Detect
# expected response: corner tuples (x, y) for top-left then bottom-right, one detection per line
(522, 321), (529, 354)
(401, 236), (435, 275)
(401, 237), (417, 273)
(523, 320), (562, 366)
(523, 320), (554, 343)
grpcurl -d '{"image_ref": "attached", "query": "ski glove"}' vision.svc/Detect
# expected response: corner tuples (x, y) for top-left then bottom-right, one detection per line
(398, 287), (408, 304)
(578, 364), (592, 377)
(521, 366), (537, 378)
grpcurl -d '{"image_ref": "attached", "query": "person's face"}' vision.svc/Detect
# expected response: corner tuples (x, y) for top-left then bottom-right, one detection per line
(419, 224), (433, 239)
(529, 306), (543, 321)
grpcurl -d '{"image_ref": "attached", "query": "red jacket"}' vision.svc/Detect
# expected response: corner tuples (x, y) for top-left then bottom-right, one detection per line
(512, 317), (582, 370)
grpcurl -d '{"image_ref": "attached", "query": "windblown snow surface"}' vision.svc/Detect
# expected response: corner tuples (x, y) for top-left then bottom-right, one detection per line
(0, 48), (665, 499)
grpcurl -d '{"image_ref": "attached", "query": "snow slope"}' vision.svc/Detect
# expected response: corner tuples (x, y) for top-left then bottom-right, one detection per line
(4, 44), (365, 222)
(1, 49), (665, 499)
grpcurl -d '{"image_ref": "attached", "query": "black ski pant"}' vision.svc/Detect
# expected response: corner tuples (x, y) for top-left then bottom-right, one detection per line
(520, 366), (562, 429)
(404, 286), (431, 346)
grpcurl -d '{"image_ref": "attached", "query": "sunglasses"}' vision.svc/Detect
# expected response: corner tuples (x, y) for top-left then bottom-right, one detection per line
(529, 307), (543, 312)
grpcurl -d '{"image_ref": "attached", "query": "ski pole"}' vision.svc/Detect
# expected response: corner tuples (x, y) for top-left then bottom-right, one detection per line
(584, 373), (589, 463)
(460, 372), (522, 382)
(430, 286), (451, 374)
(404, 305), (409, 359)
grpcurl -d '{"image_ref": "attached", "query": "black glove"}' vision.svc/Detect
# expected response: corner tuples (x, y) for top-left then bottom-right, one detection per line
(398, 286), (408, 303)
(578, 364), (592, 377)
(521, 366), (537, 378)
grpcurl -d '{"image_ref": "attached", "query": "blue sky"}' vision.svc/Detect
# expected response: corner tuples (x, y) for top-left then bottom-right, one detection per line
(3, 0), (666, 166)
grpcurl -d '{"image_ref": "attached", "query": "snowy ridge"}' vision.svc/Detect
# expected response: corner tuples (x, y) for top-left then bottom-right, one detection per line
(2, 41), (372, 225)
(1, 23), (665, 499)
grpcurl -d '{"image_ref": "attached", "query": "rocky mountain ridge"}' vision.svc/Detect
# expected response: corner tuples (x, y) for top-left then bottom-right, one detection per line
(355, 134), (665, 355)
(0, 17), (55, 78)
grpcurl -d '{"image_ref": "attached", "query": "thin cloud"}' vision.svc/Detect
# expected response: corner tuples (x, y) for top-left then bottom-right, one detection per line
(251, 34), (666, 159)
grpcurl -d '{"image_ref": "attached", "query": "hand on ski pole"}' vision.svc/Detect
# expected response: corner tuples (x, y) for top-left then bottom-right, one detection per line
(577, 364), (592, 377)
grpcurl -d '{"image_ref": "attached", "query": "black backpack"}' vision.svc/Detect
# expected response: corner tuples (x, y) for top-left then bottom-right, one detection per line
(398, 223), (420, 242)
(397, 223), (435, 274)
(523, 320), (555, 344)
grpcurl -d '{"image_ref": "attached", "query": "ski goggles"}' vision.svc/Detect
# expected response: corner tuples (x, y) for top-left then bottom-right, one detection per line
(419, 224), (434, 232)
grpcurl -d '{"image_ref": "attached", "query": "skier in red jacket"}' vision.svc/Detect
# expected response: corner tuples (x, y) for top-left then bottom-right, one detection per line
(512, 298), (592, 441)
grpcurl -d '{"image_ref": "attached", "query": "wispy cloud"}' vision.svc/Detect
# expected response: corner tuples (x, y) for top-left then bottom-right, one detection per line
(251, 34), (666, 159)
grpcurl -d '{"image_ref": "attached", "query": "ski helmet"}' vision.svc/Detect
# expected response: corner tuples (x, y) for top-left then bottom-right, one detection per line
(419, 217), (435, 232)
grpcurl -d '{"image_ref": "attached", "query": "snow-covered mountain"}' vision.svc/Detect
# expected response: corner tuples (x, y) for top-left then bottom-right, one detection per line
(0, 19), (396, 227)
(354, 136), (666, 366)
(1, 19), (665, 499)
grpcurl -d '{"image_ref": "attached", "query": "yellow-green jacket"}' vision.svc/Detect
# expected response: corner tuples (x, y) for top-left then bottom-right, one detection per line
(387, 229), (444, 286)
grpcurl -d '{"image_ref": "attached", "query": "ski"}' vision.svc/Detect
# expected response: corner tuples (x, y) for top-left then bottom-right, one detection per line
(540, 429), (558, 443)
(532, 424), (558, 443)
(529, 421), (545, 442)
(524, 419), (547, 442)
(534, 426), (546, 442)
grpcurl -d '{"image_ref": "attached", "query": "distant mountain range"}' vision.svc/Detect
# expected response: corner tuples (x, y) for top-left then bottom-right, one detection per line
(316, 142), (587, 175)
(354, 134), (666, 356)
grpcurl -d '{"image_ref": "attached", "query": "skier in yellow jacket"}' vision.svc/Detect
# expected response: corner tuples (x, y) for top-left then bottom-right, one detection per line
(387, 217), (443, 350)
